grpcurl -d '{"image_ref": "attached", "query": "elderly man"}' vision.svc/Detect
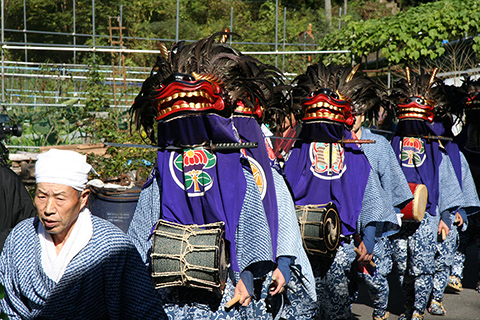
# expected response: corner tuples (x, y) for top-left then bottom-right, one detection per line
(0, 148), (166, 319)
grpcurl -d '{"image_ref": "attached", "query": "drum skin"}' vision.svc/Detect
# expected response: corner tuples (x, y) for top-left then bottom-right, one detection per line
(296, 202), (341, 258)
(151, 220), (228, 293)
(401, 183), (428, 221)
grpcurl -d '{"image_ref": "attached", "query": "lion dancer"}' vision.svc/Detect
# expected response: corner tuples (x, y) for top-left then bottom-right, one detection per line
(351, 102), (413, 320)
(388, 67), (473, 320)
(230, 58), (317, 319)
(127, 33), (276, 319)
(283, 63), (399, 320)
(447, 76), (480, 294)
(426, 83), (480, 316)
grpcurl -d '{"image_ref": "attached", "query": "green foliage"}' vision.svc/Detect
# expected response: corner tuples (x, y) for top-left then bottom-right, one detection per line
(4, 55), (155, 180)
(347, 0), (393, 20)
(473, 36), (480, 53)
(0, 283), (7, 319)
(5, 0), (329, 71)
(85, 112), (156, 181)
(83, 58), (111, 112)
(319, 0), (480, 65)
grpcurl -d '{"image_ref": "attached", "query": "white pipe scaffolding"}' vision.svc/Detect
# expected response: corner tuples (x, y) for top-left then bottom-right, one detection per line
(244, 50), (350, 55)
(2, 44), (351, 56)
(1, 102), (132, 108)
(3, 72), (145, 82)
(1, 45), (351, 109)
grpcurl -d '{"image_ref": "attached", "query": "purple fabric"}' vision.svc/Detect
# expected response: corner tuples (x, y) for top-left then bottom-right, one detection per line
(391, 119), (443, 216)
(296, 120), (346, 143)
(232, 116), (278, 258)
(284, 122), (371, 236)
(155, 114), (247, 271)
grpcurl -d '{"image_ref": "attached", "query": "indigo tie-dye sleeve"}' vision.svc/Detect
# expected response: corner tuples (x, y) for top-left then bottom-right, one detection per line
(357, 170), (400, 238)
(234, 168), (274, 275)
(127, 177), (161, 265)
(438, 153), (464, 214)
(459, 151), (480, 213)
(361, 128), (413, 209)
(272, 167), (316, 301)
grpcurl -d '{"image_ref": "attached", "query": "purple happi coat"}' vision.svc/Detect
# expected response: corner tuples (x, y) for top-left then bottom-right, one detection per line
(154, 113), (249, 271)
(284, 122), (371, 236)
(390, 120), (461, 216)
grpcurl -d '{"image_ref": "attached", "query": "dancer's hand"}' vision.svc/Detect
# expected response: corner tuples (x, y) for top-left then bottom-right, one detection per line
(270, 268), (286, 295)
(454, 212), (464, 227)
(234, 278), (252, 306)
(357, 241), (373, 264)
(438, 219), (450, 240)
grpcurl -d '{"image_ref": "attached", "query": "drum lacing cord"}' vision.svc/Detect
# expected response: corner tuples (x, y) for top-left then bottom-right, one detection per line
(297, 205), (324, 255)
(151, 220), (225, 289)
(179, 227), (219, 287)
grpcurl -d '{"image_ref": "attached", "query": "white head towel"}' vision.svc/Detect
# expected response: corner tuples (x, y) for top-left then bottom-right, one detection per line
(35, 148), (92, 191)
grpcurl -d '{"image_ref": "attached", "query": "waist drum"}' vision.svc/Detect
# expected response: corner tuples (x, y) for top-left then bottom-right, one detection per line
(296, 202), (341, 258)
(151, 219), (228, 293)
(401, 183), (427, 222)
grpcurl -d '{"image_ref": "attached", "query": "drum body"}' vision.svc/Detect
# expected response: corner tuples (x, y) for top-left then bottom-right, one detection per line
(151, 220), (228, 293)
(401, 183), (428, 221)
(296, 202), (341, 257)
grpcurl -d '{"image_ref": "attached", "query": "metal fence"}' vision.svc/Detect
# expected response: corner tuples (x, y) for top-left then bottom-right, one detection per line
(0, 0), (354, 110)
(2, 60), (150, 109)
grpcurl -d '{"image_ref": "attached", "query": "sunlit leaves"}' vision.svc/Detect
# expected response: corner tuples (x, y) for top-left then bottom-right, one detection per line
(318, 0), (480, 65)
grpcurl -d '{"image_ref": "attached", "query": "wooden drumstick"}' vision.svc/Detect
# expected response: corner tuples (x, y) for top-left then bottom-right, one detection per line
(354, 247), (376, 267)
(225, 294), (241, 309)
(441, 229), (447, 241)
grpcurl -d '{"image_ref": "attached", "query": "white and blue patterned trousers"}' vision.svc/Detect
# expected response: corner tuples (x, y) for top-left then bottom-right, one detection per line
(310, 242), (356, 320)
(391, 214), (438, 313)
(432, 226), (459, 302)
(241, 270), (317, 320)
(451, 212), (480, 281)
(358, 237), (393, 318)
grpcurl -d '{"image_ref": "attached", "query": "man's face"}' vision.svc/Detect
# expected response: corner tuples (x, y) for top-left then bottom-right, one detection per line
(352, 114), (365, 133)
(35, 183), (89, 243)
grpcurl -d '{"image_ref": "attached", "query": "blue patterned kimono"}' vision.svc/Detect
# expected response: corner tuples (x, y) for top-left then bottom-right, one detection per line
(451, 124), (480, 287)
(0, 214), (167, 320)
(127, 168), (273, 320)
(356, 128), (412, 319)
(390, 120), (448, 316)
(432, 150), (480, 303)
(390, 146), (472, 314)
(271, 168), (317, 319)
(451, 212), (480, 285)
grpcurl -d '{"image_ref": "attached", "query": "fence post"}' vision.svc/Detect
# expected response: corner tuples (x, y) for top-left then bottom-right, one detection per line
(1, 0), (4, 106)
(275, 0), (278, 68)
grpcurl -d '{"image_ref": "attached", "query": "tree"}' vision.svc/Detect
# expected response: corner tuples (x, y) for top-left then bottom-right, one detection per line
(325, 0), (332, 28)
(318, 0), (480, 66)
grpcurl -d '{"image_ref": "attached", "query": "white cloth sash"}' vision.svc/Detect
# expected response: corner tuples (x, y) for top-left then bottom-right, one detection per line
(38, 207), (93, 283)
